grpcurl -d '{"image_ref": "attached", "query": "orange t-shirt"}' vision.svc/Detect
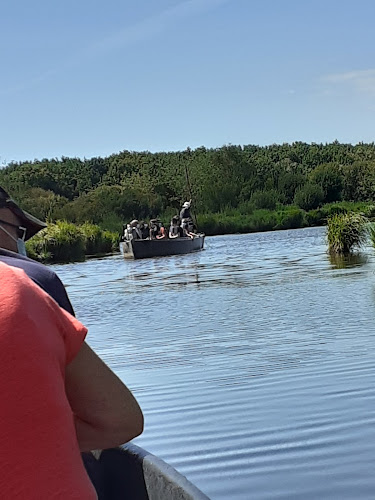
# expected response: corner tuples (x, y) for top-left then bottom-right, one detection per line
(0, 262), (97, 499)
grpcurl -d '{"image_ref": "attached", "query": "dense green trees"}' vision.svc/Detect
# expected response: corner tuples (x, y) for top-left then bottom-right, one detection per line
(2, 141), (375, 238)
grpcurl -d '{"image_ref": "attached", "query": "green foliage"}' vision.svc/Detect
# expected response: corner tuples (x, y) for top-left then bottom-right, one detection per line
(274, 208), (306, 230)
(369, 224), (375, 247)
(26, 221), (86, 263)
(294, 183), (324, 211)
(277, 172), (305, 203)
(18, 187), (69, 221)
(249, 189), (280, 210)
(80, 222), (118, 255)
(309, 163), (343, 203)
(363, 204), (375, 218)
(326, 213), (369, 254)
(26, 221), (118, 263)
(342, 161), (375, 201)
(3, 141), (375, 262)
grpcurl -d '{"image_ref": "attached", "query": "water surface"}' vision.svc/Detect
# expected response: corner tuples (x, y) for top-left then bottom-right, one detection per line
(54, 227), (375, 499)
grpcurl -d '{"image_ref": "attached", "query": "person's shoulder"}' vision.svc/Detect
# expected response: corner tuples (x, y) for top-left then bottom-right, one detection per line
(0, 249), (75, 316)
(0, 261), (36, 302)
(0, 249), (55, 279)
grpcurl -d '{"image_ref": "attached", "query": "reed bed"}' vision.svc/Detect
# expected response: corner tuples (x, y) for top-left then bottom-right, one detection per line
(326, 213), (369, 254)
(26, 221), (119, 263)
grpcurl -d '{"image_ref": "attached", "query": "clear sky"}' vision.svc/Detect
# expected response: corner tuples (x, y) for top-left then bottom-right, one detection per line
(1, 0), (375, 165)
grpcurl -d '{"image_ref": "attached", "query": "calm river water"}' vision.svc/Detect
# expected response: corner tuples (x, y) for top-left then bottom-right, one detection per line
(53, 227), (375, 500)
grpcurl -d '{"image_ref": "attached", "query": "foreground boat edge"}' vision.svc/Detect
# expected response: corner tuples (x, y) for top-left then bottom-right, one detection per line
(124, 443), (210, 500)
(83, 443), (210, 499)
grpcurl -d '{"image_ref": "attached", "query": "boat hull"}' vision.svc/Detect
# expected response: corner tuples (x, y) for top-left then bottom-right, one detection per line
(82, 444), (209, 499)
(120, 234), (205, 259)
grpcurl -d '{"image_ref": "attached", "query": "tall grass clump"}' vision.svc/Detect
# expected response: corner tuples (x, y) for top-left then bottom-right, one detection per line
(326, 212), (369, 254)
(368, 224), (375, 248)
(80, 222), (118, 255)
(26, 221), (119, 263)
(27, 221), (86, 262)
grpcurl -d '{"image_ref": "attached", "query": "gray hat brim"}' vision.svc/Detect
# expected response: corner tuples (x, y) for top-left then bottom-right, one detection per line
(0, 187), (47, 240)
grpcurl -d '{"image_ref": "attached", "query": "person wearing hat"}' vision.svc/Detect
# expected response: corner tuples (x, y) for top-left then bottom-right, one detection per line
(130, 219), (142, 239)
(179, 199), (193, 231)
(0, 186), (74, 314)
(0, 186), (46, 254)
(0, 187), (144, 496)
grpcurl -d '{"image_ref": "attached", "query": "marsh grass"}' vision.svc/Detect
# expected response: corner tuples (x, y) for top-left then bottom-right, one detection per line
(326, 213), (369, 254)
(25, 201), (375, 262)
(196, 208), (307, 235)
(80, 222), (118, 255)
(368, 224), (375, 248)
(26, 220), (119, 263)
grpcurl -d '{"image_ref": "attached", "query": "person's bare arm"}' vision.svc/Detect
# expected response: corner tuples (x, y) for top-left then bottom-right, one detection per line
(65, 342), (143, 452)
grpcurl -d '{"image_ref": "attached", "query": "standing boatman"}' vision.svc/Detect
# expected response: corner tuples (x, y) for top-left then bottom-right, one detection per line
(179, 199), (192, 230)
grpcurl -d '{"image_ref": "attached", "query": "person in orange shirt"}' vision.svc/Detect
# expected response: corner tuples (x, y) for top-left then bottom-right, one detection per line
(0, 262), (143, 499)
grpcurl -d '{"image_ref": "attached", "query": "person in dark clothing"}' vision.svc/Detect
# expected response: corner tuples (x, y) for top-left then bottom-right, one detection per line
(139, 221), (149, 239)
(0, 247), (75, 314)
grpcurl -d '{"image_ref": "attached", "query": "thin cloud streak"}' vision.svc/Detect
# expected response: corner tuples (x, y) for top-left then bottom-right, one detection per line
(0, 0), (231, 97)
(90, 0), (231, 55)
(321, 69), (375, 95)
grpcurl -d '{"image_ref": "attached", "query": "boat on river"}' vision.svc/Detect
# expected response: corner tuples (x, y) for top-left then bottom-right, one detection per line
(83, 443), (210, 499)
(120, 233), (205, 260)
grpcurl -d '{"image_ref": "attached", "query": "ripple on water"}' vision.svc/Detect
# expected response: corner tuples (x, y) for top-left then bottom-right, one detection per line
(53, 227), (375, 499)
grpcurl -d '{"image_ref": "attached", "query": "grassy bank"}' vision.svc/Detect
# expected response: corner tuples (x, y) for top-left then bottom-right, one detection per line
(26, 221), (119, 263)
(194, 201), (375, 236)
(25, 202), (375, 263)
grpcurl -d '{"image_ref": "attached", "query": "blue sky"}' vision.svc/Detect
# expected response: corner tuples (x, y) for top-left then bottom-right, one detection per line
(1, 0), (375, 164)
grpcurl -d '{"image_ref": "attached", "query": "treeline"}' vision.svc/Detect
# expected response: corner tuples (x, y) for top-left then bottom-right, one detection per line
(2, 141), (375, 235)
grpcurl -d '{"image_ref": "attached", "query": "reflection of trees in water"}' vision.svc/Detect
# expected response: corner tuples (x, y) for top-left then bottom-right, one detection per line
(328, 252), (368, 269)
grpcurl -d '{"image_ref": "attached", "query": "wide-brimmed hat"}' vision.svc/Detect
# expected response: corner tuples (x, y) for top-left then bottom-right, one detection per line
(0, 186), (47, 240)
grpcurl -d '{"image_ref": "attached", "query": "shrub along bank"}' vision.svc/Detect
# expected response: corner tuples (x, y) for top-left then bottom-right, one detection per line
(26, 221), (119, 263)
(23, 202), (375, 263)
(195, 201), (375, 236)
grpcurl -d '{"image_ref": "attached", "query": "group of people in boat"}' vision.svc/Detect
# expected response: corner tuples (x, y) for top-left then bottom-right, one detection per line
(123, 201), (198, 241)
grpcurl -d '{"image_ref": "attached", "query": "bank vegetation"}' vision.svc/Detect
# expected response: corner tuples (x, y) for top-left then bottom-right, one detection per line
(2, 141), (375, 261)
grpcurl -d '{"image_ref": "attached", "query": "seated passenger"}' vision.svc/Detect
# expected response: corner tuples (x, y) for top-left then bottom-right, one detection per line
(149, 219), (165, 239)
(130, 220), (142, 239)
(169, 216), (183, 238)
(139, 221), (149, 239)
(156, 224), (166, 239)
(183, 226), (197, 239)
(123, 223), (132, 241)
